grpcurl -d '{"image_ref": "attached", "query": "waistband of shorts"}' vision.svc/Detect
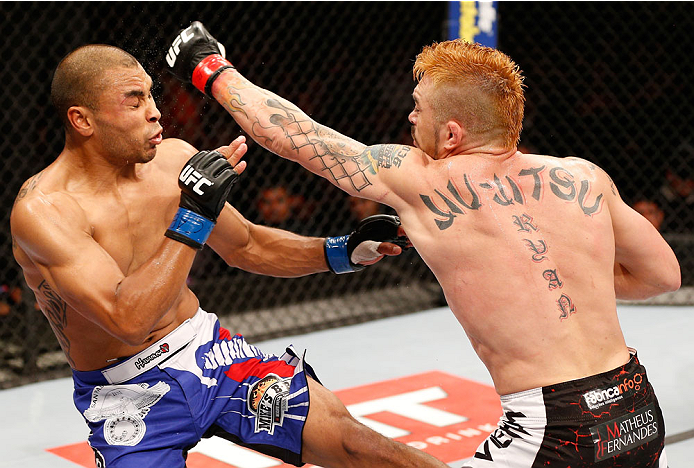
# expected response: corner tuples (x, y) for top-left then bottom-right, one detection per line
(72, 308), (203, 385)
(500, 347), (644, 403)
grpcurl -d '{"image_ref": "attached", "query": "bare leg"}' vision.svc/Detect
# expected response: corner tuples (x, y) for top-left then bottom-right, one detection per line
(301, 378), (449, 468)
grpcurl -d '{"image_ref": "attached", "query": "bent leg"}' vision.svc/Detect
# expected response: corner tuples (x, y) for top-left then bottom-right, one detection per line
(301, 377), (449, 468)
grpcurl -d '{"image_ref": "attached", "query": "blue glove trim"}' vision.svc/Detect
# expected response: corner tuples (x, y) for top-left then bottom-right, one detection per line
(324, 235), (354, 274)
(166, 208), (215, 249)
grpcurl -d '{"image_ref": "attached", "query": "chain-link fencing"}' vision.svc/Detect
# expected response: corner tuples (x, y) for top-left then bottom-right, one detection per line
(1, 2), (691, 388)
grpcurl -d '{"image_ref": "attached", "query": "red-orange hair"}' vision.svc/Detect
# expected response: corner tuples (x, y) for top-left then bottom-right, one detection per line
(413, 40), (525, 149)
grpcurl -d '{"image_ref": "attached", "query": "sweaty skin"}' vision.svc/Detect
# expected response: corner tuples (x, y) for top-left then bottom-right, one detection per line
(208, 70), (680, 395)
(13, 50), (450, 468)
(10, 66), (330, 371)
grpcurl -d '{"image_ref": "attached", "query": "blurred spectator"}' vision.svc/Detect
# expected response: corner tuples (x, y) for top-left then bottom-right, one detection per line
(1, 232), (22, 317)
(257, 186), (314, 226)
(258, 186), (293, 224)
(0, 284), (21, 317)
(658, 141), (694, 232)
(632, 199), (664, 231)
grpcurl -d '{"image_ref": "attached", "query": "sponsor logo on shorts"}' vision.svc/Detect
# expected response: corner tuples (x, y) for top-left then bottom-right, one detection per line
(83, 381), (170, 446)
(247, 374), (291, 435)
(590, 403), (659, 461)
(473, 411), (530, 462)
(582, 373), (643, 410)
(134, 343), (170, 370)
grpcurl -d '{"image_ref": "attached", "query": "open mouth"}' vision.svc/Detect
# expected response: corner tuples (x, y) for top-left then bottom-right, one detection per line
(149, 130), (163, 145)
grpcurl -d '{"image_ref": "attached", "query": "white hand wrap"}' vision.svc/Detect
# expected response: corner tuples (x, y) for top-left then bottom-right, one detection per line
(350, 241), (382, 264)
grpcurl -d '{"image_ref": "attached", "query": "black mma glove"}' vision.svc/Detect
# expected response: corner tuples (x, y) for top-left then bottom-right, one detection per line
(325, 214), (410, 274)
(165, 21), (234, 95)
(165, 150), (241, 249)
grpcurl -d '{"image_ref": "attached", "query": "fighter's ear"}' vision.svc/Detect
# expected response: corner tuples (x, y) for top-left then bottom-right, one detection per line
(67, 106), (94, 137)
(442, 120), (465, 150)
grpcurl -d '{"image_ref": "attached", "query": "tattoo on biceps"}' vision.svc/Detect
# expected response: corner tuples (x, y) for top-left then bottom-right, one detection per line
(37, 280), (75, 367)
(366, 145), (411, 170)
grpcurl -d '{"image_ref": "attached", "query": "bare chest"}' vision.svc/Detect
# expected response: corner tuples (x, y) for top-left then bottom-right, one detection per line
(78, 187), (178, 274)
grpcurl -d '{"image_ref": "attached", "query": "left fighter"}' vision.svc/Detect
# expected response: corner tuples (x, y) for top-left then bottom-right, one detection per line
(10, 44), (447, 467)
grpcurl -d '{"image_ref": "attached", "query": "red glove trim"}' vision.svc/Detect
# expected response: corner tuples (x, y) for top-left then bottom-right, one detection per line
(192, 54), (233, 94)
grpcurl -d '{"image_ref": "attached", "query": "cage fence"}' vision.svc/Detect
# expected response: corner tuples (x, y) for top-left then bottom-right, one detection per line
(0, 2), (691, 388)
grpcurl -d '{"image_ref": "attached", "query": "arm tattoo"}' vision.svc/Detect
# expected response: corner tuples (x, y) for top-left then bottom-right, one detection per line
(220, 89), (248, 119)
(14, 172), (43, 206)
(37, 280), (75, 367)
(246, 95), (410, 192)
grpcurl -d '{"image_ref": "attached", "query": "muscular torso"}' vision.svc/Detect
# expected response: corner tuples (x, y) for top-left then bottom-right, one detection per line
(395, 152), (629, 394)
(12, 140), (199, 370)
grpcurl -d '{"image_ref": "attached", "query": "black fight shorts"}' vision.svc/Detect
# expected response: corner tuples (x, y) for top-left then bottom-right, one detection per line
(462, 349), (667, 467)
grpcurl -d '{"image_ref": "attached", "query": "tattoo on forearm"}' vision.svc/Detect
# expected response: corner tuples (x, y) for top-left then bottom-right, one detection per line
(419, 165), (604, 231)
(37, 280), (75, 367)
(240, 94), (410, 192)
(220, 89), (248, 118)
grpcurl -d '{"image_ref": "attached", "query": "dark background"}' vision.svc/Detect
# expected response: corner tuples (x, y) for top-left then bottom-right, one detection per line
(1, 2), (691, 387)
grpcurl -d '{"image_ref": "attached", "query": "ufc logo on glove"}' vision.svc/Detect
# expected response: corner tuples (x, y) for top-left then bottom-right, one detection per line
(180, 165), (213, 195)
(165, 27), (195, 67)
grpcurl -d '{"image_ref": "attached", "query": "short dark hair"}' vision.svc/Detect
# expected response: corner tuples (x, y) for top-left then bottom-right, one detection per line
(50, 45), (139, 129)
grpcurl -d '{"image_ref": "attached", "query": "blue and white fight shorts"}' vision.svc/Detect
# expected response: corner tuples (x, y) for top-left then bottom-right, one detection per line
(72, 308), (318, 467)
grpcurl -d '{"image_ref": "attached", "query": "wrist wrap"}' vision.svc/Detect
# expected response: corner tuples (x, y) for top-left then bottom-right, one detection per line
(325, 235), (361, 274)
(192, 54), (234, 96)
(165, 207), (215, 250)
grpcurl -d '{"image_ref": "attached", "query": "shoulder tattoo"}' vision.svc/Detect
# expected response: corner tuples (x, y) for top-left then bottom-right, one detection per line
(14, 172), (43, 206)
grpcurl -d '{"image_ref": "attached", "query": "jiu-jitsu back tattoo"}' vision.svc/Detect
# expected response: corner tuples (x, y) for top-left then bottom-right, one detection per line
(419, 164), (605, 231)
